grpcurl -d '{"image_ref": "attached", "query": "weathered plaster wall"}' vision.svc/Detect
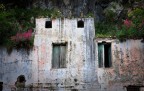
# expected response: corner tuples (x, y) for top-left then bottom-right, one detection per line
(0, 48), (33, 91)
(0, 18), (98, 91)
(32, 18), (99, 91)
(95, 39), (144, 91)
(1, 18), (144, 91)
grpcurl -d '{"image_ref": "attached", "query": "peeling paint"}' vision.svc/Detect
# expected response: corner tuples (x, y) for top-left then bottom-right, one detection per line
(96, 39), (144, 91)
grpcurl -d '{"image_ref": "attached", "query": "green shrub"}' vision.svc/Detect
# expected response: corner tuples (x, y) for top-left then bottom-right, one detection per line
(0, 7), (62, 52)
(95, 22), (118, 38)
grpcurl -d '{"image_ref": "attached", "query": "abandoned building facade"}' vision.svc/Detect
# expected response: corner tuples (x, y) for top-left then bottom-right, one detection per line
(0, 18), (144, 91)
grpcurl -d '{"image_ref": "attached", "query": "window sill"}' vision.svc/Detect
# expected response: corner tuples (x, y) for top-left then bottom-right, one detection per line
(98, 67), (113, 69)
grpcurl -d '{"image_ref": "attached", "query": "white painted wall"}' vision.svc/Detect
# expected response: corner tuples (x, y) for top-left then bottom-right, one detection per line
(0, 18), (98, 91)
(33, 18), (98, 90)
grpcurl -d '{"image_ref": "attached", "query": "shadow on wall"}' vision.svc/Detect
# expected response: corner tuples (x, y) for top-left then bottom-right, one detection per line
(71, 89), (78, 91)
(0, 82), (3, 91)
(15, 75), (26, 88)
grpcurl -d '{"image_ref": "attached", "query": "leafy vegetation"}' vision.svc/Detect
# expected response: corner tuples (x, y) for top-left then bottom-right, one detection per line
(1, 0), (144, 51)
(0, 3), (62, 52)
(96, 6), (144, 40)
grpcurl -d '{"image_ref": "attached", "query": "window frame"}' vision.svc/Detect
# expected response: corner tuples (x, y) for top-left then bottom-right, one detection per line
(98, 42), (112, 68)
(52, 43), (67, 69)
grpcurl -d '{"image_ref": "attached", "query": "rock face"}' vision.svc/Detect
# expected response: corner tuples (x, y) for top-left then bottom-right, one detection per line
(32, 0), (96, 17)
(2, 0), (110, 20)
(2, 0), (143, 22)
(31, 0), (143, 22)
(31, 0), (112, 22)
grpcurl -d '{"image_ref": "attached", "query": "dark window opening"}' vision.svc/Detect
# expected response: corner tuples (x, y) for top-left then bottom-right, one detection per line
(45, 21), (52, 28)
(77, 20), (84, 28)
(104, 43), (111, 67)
(52, 43), (67, 68)
(98, 42), (112, 68)
(127, 86), (140, 91)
